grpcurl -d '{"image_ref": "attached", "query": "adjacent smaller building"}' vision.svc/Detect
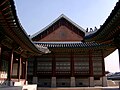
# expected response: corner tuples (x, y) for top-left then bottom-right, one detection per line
(0, 0), (49, 87)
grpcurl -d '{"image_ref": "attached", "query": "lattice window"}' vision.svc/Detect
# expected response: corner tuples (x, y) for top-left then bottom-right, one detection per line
(93, 57), (102, 75)
(74, 57), (89, 74)
(56, 62), (70, 71)
(37, 57), (52, 71)
(37, 62), (52, 71)
(56, 58), (70, 71)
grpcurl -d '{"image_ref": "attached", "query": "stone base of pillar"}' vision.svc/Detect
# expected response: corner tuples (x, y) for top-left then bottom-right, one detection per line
(3, 81), (14, 86)
(89, 77), (94, 87)
(70, 77), (75, 87)
(33, 77), (38, 84)
(8, 81), (14, 86)
(51, 77), (56, 87)
(102, 76), (107, 87)
(24, 81), (28, 85)
(119, 82), (120, 88)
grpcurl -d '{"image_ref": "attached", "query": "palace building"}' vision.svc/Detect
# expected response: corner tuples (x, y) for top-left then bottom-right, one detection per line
(0, 0), (120, 89)
(28, 15), (110, 87)
(28, 2), (120, 86)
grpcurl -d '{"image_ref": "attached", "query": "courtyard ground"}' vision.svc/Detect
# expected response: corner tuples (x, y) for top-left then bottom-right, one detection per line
(38, 86), (120, 90)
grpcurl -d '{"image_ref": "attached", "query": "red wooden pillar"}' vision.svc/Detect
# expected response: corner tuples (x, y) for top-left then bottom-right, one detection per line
(89, 50), (95, 87)
(71, 51), (74, 77)
(21, 60), (25, 79)
(21, 62), (24, 79)
(17, 55), (22, 82)
(8, 49), (14, 85)
(52, 53), (56, 77)
(0, 46), (2, 71)
(24, 59), (28, 85)
(70, 51), (76, 87)
(101, 50), (107, 87)
(101, 50), (105, 76)
(51, 53), (56, 87)
(89, 50), (93, 76)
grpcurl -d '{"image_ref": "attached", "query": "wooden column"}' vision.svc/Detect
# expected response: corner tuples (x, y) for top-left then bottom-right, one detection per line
(21, 61), (25, 79)
(101, 50), (107, 87)
(52, 53), (56, 77)
(17, 55), (22, 82)
(33, 57), (37, 76)
(70, 51), (75, 87)
(0, 46), (2, 71)
(71, 52), (74, 77)
(8, 49), (14, 84)
(24, 59), (28, 85)
(101, 50), (105, 76)
(51, 53), (56, 87)
(89, 50), (94, 87)
(21, 60), (25, 79)
(89, 50), (93, 76)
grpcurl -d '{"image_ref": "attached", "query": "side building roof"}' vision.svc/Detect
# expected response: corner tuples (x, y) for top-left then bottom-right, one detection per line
(0, 0), (50, 57)
(85, 0), (120, 43)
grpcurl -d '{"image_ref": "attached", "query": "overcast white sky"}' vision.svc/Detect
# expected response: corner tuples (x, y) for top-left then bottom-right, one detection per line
(14, 0), (119, 72)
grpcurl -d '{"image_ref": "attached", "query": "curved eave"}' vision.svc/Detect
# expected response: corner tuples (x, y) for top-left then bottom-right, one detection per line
(0, 0), (49, 55)
(34, 42), (116, 57)
(85, 0), (120, 42)
(9, 0), (43, 54)
(33, 42), (115, 50)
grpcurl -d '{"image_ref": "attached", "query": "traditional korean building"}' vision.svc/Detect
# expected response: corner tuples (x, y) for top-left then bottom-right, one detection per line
(1, 0), (120, 88)
(29, 0), (120, 87)
(29, 12), (117, 87)
(0, 0), (49, 87)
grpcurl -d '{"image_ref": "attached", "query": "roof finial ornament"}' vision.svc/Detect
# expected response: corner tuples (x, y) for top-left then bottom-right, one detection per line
(94, 26), (97, 31)
(86, 28), (88, 32)
(90, 28), (93, 32)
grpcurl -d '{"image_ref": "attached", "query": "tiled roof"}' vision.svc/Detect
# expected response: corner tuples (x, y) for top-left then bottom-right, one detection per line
(0, 0), (50, 55)
(33, 42), (111, 49)
(85, 0), (120, 42)
(30, 14), (86, 39)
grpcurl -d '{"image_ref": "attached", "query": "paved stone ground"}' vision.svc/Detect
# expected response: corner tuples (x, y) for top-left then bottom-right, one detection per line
(102, 88), (120, 90)
(38, 86), (120, 90)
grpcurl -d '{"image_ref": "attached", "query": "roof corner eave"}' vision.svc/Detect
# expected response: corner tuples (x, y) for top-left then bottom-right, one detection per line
(84, 0), (120, 42)
(34, 44), (51, 54)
